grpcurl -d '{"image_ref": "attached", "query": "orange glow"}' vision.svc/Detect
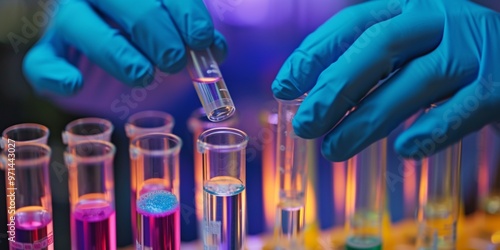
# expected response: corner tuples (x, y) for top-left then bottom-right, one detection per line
(262, 127), (276, 231)
(332, 162), (346, 225)
(417, 158), (429, 221)
(478, 128), (489, 201)
(194, 130), (204, 222)
(403, 159), (416, 217)
(305, 140), (317, 225)
(345, 156), (357, 225)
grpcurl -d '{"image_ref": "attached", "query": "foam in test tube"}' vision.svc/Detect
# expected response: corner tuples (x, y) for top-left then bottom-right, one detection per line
(62, 118), (113, 145)
(187, 48), (236, 122)
(125, 110), (175, 240)
(345, 139), (387, 250)
(197, 127), (248, 250)
(65, 141), (117, 250)
(2, 143), (54, 250)
(130, 133), (182, 250)
(274, 96), (309, 249)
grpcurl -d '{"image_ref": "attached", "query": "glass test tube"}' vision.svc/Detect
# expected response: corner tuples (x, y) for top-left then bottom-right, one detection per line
(415, 141), (462, 249)
(187, 48), (236, 122)
(65, 141), (117, 250)
(62, 118), (113, 145)
(1, 123), (49, 148)
(130, 133), (182, 250)
(197, 128), (248, 250)
(125, 110), (175, 240)
(274, 96), (309, 249)
(2, 143), (54, 250)
(188, 107), (238, 237)
(345, 139), (386, 250)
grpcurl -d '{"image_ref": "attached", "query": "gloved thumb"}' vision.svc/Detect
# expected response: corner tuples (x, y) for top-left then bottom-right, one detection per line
(395, 77), (500, 159)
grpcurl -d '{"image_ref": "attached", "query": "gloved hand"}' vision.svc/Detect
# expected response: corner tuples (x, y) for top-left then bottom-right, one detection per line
(272, 0), (500, 161)
(23, 0), (227, 95)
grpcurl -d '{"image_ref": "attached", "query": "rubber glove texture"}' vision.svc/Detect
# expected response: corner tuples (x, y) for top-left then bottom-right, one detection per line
(272, 0), (500, 161)
(23, 0), (228, 95)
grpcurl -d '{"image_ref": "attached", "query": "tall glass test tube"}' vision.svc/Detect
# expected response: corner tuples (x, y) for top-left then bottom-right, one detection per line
(274, 96), (309, 249)
(197, 128), (248, 250)
(130, 133), (182, 250)
(415, 141), (462, 249)
(345, 139), (387, 250)
(1, 123), (49, 147)
(187, 49), (235, 122)
(188, 107), (238, 237)
(125, 110), (175, 239)
(62, 118), (113, 145)
(3, 143), (54, 250)
(65, 141), (117, 250)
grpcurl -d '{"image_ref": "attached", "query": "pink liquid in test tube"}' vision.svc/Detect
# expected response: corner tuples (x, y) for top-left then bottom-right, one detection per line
(136, 190), (180, 250)
(72, 199), (116, 250)
(11, 209), (53, 250)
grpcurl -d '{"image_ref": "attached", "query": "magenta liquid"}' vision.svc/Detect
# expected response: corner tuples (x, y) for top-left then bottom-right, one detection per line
(10, 209), (54, 250)
(71, 199), (116, 250)
(136, 190), (180, 250)
(132, 183), (169, 239)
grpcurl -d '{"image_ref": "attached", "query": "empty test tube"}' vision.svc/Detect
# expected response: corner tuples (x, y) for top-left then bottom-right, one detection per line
(130, 133), (182, 250)
(197, 127), (248, 250)
(62, 118), (113, 145)
(274, 96), (309, 249)
(65, 141), (117, 250)
(125, 110), (175, 240)
(3, 143), (54, 250)
(187, 48), (235, 122)
(345, 139), (387, 250)
(415, 141), (462, 250)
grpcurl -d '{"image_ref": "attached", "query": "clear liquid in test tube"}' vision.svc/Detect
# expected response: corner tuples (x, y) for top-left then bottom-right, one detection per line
(274, 96), (309, 249)
(65, 141), (117, 250)
(187, 48), (235, 122)
(415, 141), (461, 250)
(130, 133), (182, 250)
(2, 143), (54, 250)
(197, 128), (248, 250)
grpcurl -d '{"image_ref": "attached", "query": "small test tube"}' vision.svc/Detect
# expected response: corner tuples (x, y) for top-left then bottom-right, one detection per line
(188, 107), (238, 236)
(1, 123), (49, 148)
(274, 96), (309, 249)
(130, 133), (182, 250)
(345, 139), (387, 250)
(65, 141), (117, 250)
(187, 48), (236, 122)
(415, 141), (462, 249)
(2, 143), (54, 250)
(125, 110), (175, 239)
(197, 127), (248, 250)
(62, 118), (113, 145)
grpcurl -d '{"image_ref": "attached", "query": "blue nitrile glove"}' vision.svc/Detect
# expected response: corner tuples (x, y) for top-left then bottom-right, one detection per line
(272, 0), (500, 161)
(23, 0), (227, 95)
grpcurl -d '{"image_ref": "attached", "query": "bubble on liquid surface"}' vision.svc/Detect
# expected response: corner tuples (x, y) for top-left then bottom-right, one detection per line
(204, 176), (245, 196)
(137, 190), (178, 215)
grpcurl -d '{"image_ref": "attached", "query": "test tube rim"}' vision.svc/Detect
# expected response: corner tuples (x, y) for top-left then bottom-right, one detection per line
(65, 140), (116, 164)
(126, 110), (175, 137)
(2, 123), (50, 145)
(7, 142), (51, 166)
(129, 132), (182, 156)
(197, 127), (248, 152)
(273, 94), (307, 104)
(64, 117), (114, 139)
(187, 107), (238, 132)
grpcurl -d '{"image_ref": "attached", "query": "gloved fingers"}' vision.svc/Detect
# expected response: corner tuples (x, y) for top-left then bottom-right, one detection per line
(161, 0), (214, 49)
(87, 0), (186, 73)
(210, 30), (228, 64)
(395, 79), (500, 159)
(23, 30), (83, 95)
(293, 13), (444, 139)
(272, 0), (402, 100)
(321, 51), (477, 161)
(55, 0), (154, 86)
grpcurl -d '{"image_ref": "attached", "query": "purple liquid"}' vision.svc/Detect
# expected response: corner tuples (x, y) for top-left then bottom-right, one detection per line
(10, 209), (53, 250)
(136, 190), (180, 250)
(132, 182), (169, 239)
(72, 199), (116, 250)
